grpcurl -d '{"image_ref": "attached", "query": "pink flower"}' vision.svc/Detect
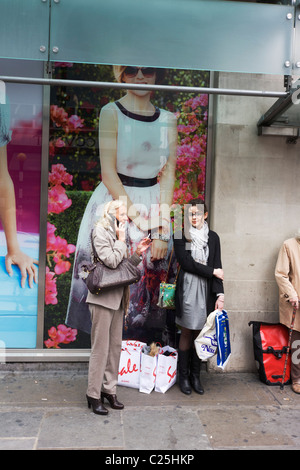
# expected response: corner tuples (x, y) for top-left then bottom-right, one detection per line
(54, 259), (71, 275)
(46, 222), (57, 252)
(48, 185), (72, 214)
(50, 105), (68, 127)
(49, 164), (73, 187)
(57, 324), (77, 344)
(65, 115), (84, 134)
(44, 324), (77, 348)
(46, 223), (76, 275)
(52, 236), (76, 259)
(45, 267), (58, 305)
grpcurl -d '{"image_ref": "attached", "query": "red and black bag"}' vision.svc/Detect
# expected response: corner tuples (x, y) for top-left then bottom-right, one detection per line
(248, 321), (291, 386)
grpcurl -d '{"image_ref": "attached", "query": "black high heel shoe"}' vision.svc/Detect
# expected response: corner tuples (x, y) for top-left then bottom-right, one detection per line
(101, 392), (124, 410)
(86, 395), (108, 415)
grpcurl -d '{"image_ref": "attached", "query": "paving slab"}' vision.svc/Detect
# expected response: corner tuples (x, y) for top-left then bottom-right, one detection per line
(37, 407), (123, 450)
(122, 407), (211, 450)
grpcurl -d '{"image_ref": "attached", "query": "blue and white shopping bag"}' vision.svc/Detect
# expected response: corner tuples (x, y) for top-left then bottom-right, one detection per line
(215, 310), (231, 369)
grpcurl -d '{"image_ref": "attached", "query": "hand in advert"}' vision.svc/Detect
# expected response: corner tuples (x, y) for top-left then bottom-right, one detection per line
(5, 249), (38, 288)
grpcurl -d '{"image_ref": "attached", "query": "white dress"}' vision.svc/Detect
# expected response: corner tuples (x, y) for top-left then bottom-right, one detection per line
(66, 101), (177, 340)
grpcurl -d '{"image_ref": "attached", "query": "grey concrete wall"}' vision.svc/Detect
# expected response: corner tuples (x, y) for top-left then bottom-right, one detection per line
(208, 72), (300, 372)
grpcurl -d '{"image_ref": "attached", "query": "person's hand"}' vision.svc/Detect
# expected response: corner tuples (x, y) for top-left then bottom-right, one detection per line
(150, 239), (168, 261)
(289, 297), (300, 309)
(136, 237), (152, 256)
(5, 250), (38, 288)
(213, 268), (224, 280)
(215, 295), (224, 311)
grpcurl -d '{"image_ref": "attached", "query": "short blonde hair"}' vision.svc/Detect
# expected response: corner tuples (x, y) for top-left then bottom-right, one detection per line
(97, 199), (126, 230)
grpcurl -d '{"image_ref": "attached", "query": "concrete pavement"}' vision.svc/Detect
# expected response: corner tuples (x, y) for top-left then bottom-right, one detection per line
(0, 364), (299, 451)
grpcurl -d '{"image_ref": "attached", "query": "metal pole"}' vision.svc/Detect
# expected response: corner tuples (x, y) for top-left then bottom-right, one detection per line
(0, 75), (288, 98)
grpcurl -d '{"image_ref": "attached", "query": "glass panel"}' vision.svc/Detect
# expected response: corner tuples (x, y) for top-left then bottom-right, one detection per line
(50, 0), (294, 75)
(294, 8), (300, 75)
(43, 63), (209, 348)
(0, 59), (43, 348)
(0, 0), (50, 61)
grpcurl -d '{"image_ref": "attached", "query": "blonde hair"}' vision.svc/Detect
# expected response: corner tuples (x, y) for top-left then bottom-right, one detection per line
(113, 65), (127, 83)
(97, 199), (126, 230)
(295, 228), (300, 241)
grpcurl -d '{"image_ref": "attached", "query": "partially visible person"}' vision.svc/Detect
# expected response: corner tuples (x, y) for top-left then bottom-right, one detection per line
(275, 229), (300, 394)
(86, 200), (151, 415)
(0, 98), (38, 288)
(173, 199), (224, 395)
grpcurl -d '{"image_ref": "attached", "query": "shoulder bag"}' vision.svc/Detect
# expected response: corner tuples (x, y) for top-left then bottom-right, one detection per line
(81, 233), (141, 295)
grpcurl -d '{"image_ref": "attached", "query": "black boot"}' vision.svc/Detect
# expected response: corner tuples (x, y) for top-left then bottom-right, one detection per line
(86, 395), (109, 415)
(178, 349), (192, 395)
(190, 348), (204, 395)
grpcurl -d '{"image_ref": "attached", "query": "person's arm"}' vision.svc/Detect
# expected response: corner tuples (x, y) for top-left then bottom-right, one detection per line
(151, 112), (178, 261)
(99, 105), (136, 212)
(0, 146), (38, 287)
(275, 242), (299, 308)
(210, 232), (225, 309)
(174, 234), (218, 279)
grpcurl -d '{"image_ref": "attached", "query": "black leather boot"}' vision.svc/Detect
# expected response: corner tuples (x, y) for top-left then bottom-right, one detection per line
(86, 395), (109, 415)
(178, 349), (192, 395)
(101, 392), (124, 410)
(190, 348), (204, 394)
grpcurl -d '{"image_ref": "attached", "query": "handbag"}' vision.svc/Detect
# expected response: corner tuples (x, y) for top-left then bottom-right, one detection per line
(157, 247), (180, 309)
(81, 233), (141, 295)
(248, 321), (291, 386)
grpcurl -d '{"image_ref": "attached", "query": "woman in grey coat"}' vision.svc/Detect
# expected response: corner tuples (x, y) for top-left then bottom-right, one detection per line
(86, 199), (151, 415)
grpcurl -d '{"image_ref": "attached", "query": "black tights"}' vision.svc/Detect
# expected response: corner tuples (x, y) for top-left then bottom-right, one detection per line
(179, 326), (200, 352)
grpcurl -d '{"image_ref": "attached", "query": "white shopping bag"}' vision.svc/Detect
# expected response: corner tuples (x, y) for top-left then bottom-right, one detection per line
(118, 340), (146, 389)
(139, 345), (158, 394)
(155, 346), (178, 393)
(194, 310), (218, 360)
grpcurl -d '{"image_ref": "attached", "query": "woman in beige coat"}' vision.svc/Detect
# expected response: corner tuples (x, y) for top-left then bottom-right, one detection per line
(86, 200), (151, 415)
(275, 230), (300, 394)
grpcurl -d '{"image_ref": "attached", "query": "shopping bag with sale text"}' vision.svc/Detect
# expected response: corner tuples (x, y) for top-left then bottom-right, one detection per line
(118, 340), (146, 389)
(155, 346), (178, 393)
